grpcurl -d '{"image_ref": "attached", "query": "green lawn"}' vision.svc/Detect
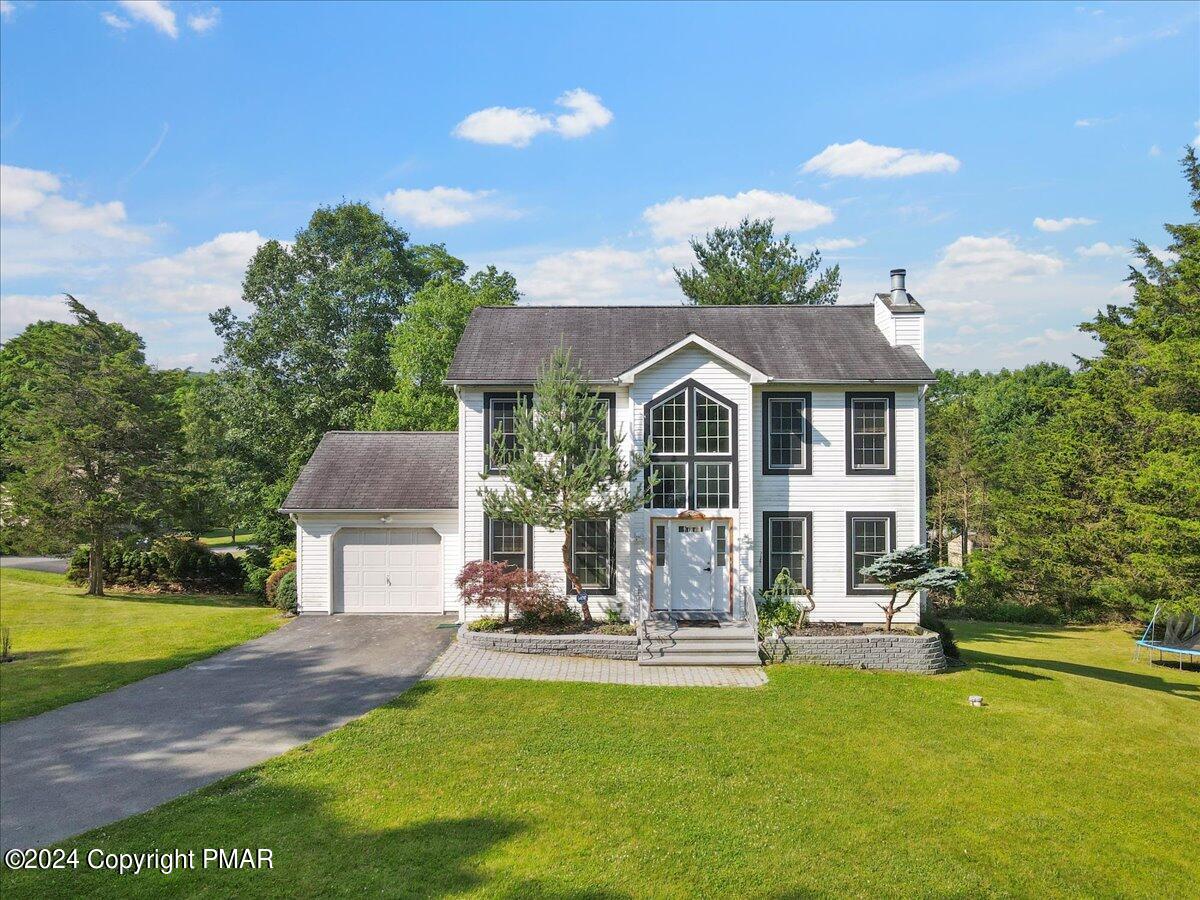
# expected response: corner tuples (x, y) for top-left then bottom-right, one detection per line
(0, 569), (281, 723)
(6, 622), (1198, 898)
(198, 528), (257, 549)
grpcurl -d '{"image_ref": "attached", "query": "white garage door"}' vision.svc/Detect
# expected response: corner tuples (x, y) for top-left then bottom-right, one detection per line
(337, 528), (443, 613)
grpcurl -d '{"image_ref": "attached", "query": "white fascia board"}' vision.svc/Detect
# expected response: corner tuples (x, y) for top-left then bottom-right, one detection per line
(614, 333), (771, 385)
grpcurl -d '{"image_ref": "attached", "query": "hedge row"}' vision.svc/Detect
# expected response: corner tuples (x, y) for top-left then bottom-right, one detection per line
(67, 536), (245, 593)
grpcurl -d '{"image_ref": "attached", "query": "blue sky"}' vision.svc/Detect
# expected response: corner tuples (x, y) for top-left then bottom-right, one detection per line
(1, 1), (1196, 371)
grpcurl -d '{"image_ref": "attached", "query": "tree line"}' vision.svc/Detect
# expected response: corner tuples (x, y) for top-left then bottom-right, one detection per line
(928, 150), (1199, 622)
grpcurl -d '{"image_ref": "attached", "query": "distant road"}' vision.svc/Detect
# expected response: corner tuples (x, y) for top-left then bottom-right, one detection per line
(0, 556), (69, 574)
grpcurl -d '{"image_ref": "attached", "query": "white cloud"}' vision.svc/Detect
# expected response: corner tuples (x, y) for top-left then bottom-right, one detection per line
(1034, 216), (1096, 232)
(1148, 144), (1162, 157)
(125, 230), (270, 312)
(116, 1), (178, 38)
(102, 10), (132, 30)
(453, 107), (551, 148)
(1075, 241), (1125, 258)
(801, 140), (961, 178)
(1074, 116), (1116, 127)
(513, 246), (681, 305)
(0, 164), (147, 242)
(552, 89), (613, 139)
(187, 6), (220, 33)
(0, 1), (14, 21)
(453, 89), (612, 147)
(642, 190), (834, 242)
(927, 236), (1064, 291)
(806, 237), (865, 252)
(381, 186), (516, 228)
(0, 165), (153, 277)
(0, 165), (61, 218)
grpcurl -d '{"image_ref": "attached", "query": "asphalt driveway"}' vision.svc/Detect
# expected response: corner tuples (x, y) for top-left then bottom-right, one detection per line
(0, 615), (455, 850)
(0, 556), (69, 574)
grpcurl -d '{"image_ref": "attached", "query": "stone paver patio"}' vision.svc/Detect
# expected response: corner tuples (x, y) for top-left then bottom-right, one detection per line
(424, 640), (768, 687)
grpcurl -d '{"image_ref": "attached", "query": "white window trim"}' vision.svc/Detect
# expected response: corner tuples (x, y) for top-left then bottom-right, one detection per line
(851, 397), (891, 471)
(692, 388), (733, 457)
(766, 396), (808, 472)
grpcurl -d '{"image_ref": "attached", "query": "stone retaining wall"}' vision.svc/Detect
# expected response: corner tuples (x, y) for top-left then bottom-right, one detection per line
(457, 624), (639, 660)
(761, 627), (948, 673)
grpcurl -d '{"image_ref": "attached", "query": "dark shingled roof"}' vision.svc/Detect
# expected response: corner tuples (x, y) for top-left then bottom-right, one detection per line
(445, 305), (933, 384)
(281, 432), (458, 511)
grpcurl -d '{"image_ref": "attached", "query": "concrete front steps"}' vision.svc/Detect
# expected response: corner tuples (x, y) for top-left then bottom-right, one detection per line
(638, 619), (762, 666)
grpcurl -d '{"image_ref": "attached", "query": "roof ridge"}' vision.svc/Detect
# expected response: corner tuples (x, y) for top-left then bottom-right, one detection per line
(324, 434), (458, 439)
(473, 303), (872, 310)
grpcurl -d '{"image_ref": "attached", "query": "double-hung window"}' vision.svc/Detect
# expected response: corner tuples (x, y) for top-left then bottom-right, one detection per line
(571, 519), (615, 594)
(485, 515), (532, 570)
(484, 392), (530, 474)
(846, 512), (895, 593)
(762, 392), (812, 475)
(646, 380), (737, 510)
(763, 512), (812, 590)
(845, 392), (895, 475)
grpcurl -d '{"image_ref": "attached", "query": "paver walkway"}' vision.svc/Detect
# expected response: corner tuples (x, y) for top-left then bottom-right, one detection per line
(1, 615), (455, 850)
(425, 640), (768, 687)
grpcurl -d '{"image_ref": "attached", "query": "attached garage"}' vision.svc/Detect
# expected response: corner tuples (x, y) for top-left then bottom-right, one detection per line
(337, 527), (442, 613)
(281, 432), (460, 616)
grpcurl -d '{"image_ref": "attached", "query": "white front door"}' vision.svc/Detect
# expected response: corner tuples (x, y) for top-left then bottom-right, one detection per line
(337, 527), (443, 613)
(666, 521), (722, 611)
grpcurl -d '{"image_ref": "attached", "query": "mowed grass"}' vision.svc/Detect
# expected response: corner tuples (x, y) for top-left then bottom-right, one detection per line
(198, 529), (256, 549)
(0, 569), (281, 723)
(8, 622), (1198, 898)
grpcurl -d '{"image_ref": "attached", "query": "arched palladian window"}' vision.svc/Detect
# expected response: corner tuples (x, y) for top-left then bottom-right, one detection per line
(645, 380), (737, 510)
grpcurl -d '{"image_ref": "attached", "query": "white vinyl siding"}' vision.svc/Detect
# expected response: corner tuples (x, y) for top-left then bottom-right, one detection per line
(752, 385), (922, 624)
(294, 510), (459, 615)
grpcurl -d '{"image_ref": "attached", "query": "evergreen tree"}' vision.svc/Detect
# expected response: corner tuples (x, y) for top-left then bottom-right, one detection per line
(478, 349), (653, 623)
(675, 218), (841, 306)
(0, 298), (183, 594)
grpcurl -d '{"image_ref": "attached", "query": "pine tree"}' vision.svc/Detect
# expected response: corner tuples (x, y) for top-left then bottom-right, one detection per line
(478, 349), (653, 623)
(1, 297), (183, 595)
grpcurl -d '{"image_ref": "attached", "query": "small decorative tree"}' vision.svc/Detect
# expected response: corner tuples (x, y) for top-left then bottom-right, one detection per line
(859, 545), (966, 632)
(456, 560), (524, 624)
(480, 348), (654, 623)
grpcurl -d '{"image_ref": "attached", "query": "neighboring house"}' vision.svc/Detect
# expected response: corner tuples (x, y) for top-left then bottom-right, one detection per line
(283, 269), (934, 625)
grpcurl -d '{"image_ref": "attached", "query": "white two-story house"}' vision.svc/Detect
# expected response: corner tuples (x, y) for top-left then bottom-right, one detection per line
(283, 269), (934, 628)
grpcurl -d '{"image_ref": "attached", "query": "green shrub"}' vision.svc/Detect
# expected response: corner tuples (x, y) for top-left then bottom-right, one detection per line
(467, 617), (504, 632)
(603, 606), (625, 625)
(941, 598), (1065, 626)
(245, 566), (271, 598)
(274, 571), (297, 613)
(242, 546), (271, 570)
(66, 538), (244, 593)
(265, 562), (296, 605)
(270, 547), (297, 571)
(920, 610), (960, 660)
(755, 568), (809, 638)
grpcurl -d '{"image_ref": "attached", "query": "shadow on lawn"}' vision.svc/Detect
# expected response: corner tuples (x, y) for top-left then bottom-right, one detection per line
(964, 649), (1199, 700)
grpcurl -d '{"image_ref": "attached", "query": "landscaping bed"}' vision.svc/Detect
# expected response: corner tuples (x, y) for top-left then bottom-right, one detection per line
(761, 625), (948, 673)
(458, 622), (638, 660)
